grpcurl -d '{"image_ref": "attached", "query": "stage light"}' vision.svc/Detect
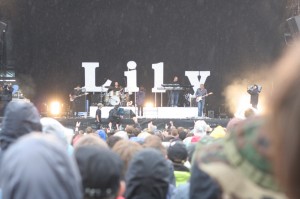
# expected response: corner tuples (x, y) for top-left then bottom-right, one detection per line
(234, 94), (252, 119)
(49, 101), (61, 116)
(256, 104), (265, 114)
(234, 94), (264, 119)
(145, 102), (154, 108)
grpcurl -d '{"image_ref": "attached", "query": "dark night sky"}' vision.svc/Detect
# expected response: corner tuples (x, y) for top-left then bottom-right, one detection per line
(0, 0), (287, 111)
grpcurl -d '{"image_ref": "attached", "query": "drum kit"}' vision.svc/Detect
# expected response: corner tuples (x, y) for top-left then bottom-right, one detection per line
(100, 86), (130, 106)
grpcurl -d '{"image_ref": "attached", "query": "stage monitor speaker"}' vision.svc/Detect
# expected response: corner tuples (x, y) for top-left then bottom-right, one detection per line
(287, 15), (300, 35)
(76, 97), (86, 112)
(208, 110), (214, 118)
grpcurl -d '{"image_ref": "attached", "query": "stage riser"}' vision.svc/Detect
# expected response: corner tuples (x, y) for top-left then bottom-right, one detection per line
(89, 106), (199, 119)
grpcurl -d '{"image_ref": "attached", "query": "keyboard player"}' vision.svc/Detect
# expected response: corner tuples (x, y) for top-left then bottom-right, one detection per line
(169, 76), (180, 107)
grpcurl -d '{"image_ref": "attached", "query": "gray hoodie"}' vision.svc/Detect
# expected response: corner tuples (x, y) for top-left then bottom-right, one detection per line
(0, 100), (42, 150)
(0, 134), (82, 199)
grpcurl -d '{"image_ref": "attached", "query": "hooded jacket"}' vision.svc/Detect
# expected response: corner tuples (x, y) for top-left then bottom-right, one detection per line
(0, 133), (82, 199)
(0, 101), (42, 150)
(75, 146), (123, 199)
(125, 148), (169, 199)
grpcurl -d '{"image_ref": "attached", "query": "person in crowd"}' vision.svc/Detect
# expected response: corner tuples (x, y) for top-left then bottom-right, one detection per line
(72, 130), (84, 146)
(177, 127), (188, 141)
(146, 121), (158, 134)
(209, 126), (227, 139)
(112, 140), (143, 179)
(183, 120), (210, 146)
(193, 120), (209, 137)
(0, 101), (42, 165)
(267, 44), (300, 199)
(137, 131), (151, 140)
(95, 103), (103, 129)
(167, 141), (190, 187)
(0, 133), (82, 199)
(109, 105), (122, 130)
(106, 135), (122, 148)
(143, 135), (176, 186)
(172, 137), (214, 199)
(74, 134), (108, 149)
(129, 136), (144, 145)
(85, 126), (94, 134)
(190, 117), (286, 199)
(244, 107), (256, 118)
(136, 85), (146, 117)
(40, 117), (74, 155)
(170, 128), (180, 141)
(125, 148), (170, 199)
(143, 135), (167, 156)
(114, 130), (129, 140)
(225, 117), (243, 133)
(195, 84), (207, 117)
(97, 129), (107, 141)
(74, 146), (125, 199)
(125, 125), (137, 138)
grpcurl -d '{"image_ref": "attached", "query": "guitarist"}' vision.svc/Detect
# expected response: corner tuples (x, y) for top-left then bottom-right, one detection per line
(69, 85), (83, 117)
(195, 84), (207, 117)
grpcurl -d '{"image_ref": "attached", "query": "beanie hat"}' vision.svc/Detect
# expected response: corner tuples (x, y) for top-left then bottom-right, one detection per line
(75, 146), (122, 198)
(97, 130), (107, 141)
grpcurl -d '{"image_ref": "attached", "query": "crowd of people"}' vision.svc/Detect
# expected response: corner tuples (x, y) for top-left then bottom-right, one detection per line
(1, 46), (300, 199)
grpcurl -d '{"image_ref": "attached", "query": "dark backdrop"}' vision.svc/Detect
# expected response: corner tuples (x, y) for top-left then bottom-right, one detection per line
(0, 0), (287, 113)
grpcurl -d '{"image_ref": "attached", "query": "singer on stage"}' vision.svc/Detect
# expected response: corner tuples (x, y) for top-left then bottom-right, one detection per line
(247, 84), (261, 109)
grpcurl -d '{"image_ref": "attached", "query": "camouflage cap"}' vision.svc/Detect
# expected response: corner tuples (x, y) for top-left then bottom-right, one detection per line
(193, 117), (287, 199)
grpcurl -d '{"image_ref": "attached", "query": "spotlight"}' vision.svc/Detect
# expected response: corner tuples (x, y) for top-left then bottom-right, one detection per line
(49, 101), (61, 116)
(145, 102), (154, 108)
(234, 94), (252, 119)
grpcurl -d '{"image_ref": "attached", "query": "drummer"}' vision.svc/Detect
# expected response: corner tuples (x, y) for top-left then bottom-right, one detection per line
(108, 81), (122, 96)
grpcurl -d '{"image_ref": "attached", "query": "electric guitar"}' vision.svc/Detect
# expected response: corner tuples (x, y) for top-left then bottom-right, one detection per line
(69, 93), (88, 102)
(196, 92), (213, 102)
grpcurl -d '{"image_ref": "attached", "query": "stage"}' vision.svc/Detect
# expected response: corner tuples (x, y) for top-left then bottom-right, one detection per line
(89, 106), (200, 119)
(56, 106), (230, 131)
